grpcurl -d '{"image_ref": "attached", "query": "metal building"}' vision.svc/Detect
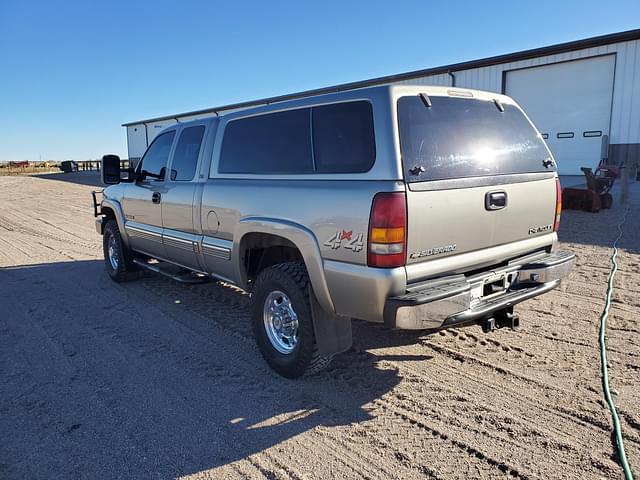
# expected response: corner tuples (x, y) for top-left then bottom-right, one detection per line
(123, 29), (640, 175)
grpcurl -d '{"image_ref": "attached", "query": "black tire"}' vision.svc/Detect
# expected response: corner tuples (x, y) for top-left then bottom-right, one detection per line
(103, 219), (137, 282)
(251, 262), (332, 378)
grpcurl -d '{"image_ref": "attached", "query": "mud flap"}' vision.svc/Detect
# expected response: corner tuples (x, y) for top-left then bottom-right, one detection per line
(310, 294), (352, 356)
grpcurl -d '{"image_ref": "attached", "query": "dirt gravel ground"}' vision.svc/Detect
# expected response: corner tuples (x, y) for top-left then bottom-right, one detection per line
(1, 172), (639, 480)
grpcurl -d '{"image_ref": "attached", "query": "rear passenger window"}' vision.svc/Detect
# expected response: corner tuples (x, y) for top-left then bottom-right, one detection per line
(139, 130), (175, 181)
(312, 101), (375, 173)
(219, 109), (313, 174)
(171, 126), (205, 181)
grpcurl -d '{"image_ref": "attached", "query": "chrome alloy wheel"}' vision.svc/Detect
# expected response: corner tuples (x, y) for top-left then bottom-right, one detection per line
(263, 290), (299, 354)
(107, 233), (119, 270)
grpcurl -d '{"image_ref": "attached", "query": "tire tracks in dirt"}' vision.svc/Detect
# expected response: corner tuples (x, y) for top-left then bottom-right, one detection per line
(2, 174), (639, 479)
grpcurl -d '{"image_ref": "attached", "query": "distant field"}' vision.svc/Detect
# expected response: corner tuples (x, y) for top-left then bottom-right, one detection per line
(0, 165), (62, 176)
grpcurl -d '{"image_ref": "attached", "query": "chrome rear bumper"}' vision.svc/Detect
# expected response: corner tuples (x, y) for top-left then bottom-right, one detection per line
(384, 250), (575, 330)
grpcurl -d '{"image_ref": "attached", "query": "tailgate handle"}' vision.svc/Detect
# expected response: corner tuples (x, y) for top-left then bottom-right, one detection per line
(485, 191), (507, 210)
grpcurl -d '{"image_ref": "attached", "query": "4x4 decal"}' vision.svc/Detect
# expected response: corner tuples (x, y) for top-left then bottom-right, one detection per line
(324, 230), (364, 252)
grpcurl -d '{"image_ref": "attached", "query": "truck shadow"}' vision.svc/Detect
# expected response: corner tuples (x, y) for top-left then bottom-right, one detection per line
(29, 171), (104, 187)
(0, 259), (432, 479)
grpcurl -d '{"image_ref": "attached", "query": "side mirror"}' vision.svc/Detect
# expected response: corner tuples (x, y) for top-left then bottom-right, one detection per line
(102, 155), (122, 184)
(102, 155), (136, 184)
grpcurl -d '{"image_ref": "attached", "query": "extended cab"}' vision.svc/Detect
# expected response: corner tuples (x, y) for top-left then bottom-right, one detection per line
(94, 85), (574, 378)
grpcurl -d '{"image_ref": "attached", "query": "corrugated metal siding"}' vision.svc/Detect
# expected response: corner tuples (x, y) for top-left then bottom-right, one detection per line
(405, 39), (640, 144)
(610, 40), (640, 144)
(397, 73), (451, 86)
(146, 119), (178, 143)
(126, 125), (147, 162)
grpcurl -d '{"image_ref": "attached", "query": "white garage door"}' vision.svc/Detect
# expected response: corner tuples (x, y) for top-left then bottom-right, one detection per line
(505, 55), (615, 175)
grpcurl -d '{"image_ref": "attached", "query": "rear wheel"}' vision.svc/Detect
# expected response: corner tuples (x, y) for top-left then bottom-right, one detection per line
(252, 262), (331, 378)
(103, 219), (137, 282)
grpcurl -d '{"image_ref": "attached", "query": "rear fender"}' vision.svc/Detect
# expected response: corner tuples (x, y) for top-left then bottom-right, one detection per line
(235, 217), (334, 314)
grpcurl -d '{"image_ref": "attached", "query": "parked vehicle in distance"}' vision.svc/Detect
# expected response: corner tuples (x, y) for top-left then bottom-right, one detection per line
(60, 160), (78, 173)
(93, 85), (575, 378)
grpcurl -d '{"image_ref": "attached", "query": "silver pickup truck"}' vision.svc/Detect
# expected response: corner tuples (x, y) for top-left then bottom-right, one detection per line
(94, 84), (575, 378)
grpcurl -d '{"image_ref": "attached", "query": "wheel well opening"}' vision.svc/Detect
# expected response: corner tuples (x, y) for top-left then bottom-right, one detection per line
(102, 207), (116, 222)
(241, 233), (304, 285)
(100, 207), (117, 234)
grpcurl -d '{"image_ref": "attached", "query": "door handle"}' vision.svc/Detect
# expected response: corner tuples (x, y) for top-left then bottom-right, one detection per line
(152, 192), (161, 204)
(485, 191), (507, 210)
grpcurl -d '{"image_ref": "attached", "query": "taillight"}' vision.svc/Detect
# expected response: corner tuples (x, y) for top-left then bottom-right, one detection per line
(368, 192), (407, 268)
(554, 178), (562, 231)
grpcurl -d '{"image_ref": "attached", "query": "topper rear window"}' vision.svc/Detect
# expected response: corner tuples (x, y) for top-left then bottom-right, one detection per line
(397, 95), (554, 182)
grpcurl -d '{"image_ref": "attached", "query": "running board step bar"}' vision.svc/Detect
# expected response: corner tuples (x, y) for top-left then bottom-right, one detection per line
(133, 258), (211, 284)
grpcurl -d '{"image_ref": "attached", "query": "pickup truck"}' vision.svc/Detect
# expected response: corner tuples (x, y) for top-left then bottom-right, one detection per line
(94, 84), (575, 378)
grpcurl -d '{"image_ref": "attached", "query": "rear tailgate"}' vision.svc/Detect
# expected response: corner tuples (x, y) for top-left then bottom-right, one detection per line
(397, 92), (557, 278)
(405, 177), (556, 261)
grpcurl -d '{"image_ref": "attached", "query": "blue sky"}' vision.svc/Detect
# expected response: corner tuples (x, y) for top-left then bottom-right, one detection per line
(1, 0), (639, 161)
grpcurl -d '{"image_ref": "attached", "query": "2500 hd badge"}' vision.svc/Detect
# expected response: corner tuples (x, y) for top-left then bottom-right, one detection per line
(409, 244), (457, 259)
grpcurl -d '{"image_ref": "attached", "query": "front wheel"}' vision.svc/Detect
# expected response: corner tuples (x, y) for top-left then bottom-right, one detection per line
(252, 262), (332, 378)
(103, 219), (137, 282)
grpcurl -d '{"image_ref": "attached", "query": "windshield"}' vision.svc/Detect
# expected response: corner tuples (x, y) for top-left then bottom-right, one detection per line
(397, 95), (554, 182)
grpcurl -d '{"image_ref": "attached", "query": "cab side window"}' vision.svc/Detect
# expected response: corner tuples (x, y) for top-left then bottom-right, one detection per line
(170, 126), (205, 181)
(139, 131), (176, 181)
(219, 109), (313, 174)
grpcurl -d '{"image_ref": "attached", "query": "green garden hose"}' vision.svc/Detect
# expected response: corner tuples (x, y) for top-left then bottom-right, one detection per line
(598, 205), (634, 480)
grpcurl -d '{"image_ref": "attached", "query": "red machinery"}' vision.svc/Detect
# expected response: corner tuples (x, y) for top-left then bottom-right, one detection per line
(562, 161), (619, 212)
